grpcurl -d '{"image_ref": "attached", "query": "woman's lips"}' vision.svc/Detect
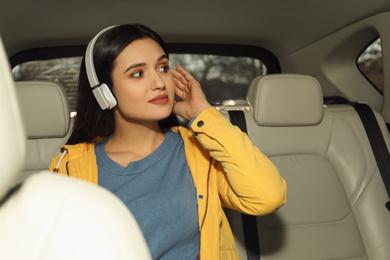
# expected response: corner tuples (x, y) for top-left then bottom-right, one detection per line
(148, 94), (169, 105)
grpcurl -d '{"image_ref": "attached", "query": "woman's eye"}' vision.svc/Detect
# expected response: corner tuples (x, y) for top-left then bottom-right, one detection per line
(158, 66), (169, 72)
(131, 71), (143, 77)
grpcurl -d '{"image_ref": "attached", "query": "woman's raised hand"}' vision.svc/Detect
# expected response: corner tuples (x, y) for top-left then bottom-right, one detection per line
(170, 65), (211, 121)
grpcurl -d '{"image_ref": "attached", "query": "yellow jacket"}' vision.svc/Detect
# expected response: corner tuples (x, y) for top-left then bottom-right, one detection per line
(48, 107), (287, 259)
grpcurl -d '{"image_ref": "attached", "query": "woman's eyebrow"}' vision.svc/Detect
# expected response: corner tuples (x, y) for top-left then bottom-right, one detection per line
(124, 62), (146, 74)
(123, 54), (168, 74)
(158, 54), (168, 62)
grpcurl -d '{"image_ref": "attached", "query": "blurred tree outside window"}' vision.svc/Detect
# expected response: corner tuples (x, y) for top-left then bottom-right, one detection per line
(12, 54), (266, 114)
(357, 38), (383, 93)
(169, 54), (266, 108)
(12, 57), (82, 115)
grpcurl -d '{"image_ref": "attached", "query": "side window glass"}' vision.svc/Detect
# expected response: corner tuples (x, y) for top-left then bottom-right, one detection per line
(11, 52), (267, 113)
(12, 58), (82, 115)
(169, 54), (266, 109)
(357, 38), (383, 93)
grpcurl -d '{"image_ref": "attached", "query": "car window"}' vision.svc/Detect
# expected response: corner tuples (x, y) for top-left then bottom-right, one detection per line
(12, 57), (82, 116)
(357, 38), (383, 93)
(169, 54), (266, 109)
(11, 47), (270, 114)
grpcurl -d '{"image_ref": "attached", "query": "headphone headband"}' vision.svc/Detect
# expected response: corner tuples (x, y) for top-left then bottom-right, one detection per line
(85, 25), (118, 88)
(85, 25), (118, 110)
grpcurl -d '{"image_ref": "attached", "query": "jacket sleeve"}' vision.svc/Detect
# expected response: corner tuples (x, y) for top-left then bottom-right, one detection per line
(190, 107), (287, 216)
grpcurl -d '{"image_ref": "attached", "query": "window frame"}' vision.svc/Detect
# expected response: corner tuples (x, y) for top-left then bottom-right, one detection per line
(10, 43), (281, 112)
(10, 43), (281, 73)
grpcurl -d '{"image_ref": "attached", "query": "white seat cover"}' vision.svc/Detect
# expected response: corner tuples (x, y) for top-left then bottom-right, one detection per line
(0, 172), (151, 260)
(0, 36), (151, 260)
(0, 36), (25, 199)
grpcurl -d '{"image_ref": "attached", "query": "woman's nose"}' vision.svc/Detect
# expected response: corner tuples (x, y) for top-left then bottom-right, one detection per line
(151, 71), (165, 90)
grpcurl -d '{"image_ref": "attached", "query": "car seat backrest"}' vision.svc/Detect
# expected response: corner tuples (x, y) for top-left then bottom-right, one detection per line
(15, 81), (71, 181)
(0, 36), (151, 260)
(225, 74), (390, 260)
(0, 37), (26, 200)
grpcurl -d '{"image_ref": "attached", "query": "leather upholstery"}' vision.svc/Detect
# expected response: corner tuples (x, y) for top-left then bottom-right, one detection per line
(0, 37), (151, 260)
(225, 74), (390, 260)
(15, 81), (70, 138)
(0, 172), (152, 259)
(0, 36), (25, 200)
(247, 74), (324, 126)
(15, 81), (71, 181)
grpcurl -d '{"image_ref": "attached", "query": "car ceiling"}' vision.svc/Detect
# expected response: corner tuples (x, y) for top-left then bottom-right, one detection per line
(1, 0), (390, 59)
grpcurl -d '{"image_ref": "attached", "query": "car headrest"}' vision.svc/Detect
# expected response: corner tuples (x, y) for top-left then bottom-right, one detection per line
(0, 37), (26, 200)
(247, 74), (324, 126)
(15, 81), (70, 138)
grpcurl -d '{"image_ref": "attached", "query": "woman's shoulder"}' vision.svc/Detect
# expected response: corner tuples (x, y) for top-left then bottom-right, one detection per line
(55, 139), (103, 163)
(48, 140), (100, 173)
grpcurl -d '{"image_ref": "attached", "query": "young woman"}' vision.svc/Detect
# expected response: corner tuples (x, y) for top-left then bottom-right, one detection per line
(49, 24), (287, 260)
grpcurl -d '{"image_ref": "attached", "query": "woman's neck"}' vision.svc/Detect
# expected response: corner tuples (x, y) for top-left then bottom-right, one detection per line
(104, 120), (165, 167)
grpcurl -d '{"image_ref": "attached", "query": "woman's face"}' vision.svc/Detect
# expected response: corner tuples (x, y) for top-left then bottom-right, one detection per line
(111, 37), (175, 124)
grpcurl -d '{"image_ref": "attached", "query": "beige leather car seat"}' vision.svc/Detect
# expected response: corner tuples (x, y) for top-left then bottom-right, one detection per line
(15, 81), (72, 181)
(0, 37), (151, 260)
(225, 74), (390, 260)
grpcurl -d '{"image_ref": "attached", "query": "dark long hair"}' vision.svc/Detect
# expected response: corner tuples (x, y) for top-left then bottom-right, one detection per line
(67, 24), (179, 145)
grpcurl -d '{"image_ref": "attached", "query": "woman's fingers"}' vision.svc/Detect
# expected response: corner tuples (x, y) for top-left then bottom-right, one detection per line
(170, 64), (211, 120)
(174, 65), (195, 81)
(173, 78), (186, 99)
(172, 74), (186, 92)
(170, 66), (193, 100)
(170, 66), (188, 87)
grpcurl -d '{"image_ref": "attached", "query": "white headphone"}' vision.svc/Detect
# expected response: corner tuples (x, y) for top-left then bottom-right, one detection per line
(85, 25), (118, 110)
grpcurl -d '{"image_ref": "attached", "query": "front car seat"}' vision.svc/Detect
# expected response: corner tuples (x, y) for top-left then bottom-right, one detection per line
(0, 36), (151, 260)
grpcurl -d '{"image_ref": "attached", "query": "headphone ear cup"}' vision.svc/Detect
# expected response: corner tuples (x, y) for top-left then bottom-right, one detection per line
(85, 25), (118, 110)
(92, 83), (117, 110)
